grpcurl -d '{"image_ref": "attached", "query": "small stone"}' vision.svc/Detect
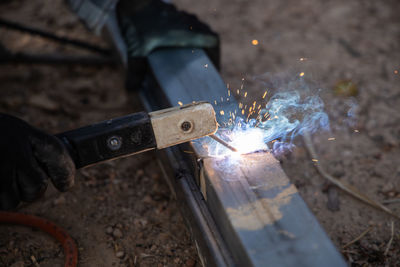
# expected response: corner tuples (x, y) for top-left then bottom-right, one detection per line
(140, 218), (148, 227)
(53, 194), (66, 205)
(371, 244), (379, 251)
(113, 228), (123, 238)
(106, 226), (113, 235)
(382, 182), (394, 192)
(29, 93), (59, 111)
(185, 259), (196, 267)
(333, 80), (358, 97)
(326, 187), (340, 212)
(332, 170), (345, 178)
(143, 195), (153, 204)
(135, 169), (144, 177)
(115, 251), (125, 258)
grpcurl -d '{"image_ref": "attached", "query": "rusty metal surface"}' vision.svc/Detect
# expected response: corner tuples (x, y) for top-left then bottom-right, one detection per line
(202, 152), (344, 266)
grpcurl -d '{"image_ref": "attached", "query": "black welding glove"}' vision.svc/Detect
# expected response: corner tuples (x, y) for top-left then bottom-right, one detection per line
(117, 0), (220, 90)
(0, 114), (75, 210)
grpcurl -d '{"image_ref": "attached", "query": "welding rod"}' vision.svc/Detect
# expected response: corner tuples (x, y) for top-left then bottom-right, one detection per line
(209, 134), (238, 152)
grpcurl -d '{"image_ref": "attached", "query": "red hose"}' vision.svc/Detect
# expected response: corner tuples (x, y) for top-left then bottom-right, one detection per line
(0, 211), (78, 267)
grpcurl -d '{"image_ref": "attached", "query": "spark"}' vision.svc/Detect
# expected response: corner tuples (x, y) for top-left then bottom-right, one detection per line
(204, 64), (208, 68)
(299, 57), (307, 61)
(251, 39), (259, 46)
(262, 91), (267, 98)
(206, 82), (330, 161)
(214, 100), (217, 105)
(178, 101), (183, 106)
(354, 129), (359, 133)
(299, 72), (305, 77)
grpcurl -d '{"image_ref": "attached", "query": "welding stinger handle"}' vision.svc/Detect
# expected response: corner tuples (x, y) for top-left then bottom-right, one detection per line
(56, 102), (218, 169)
(56, 112), (157, 169)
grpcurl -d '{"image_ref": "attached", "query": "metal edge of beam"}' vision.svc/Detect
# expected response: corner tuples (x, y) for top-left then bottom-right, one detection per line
(145, 48), (347, 267)
(140, 76), (236, 267)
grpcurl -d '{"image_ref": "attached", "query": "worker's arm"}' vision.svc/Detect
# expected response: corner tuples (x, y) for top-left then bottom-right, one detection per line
(67, 0), (219, 90)
(0, 114), (75, 210)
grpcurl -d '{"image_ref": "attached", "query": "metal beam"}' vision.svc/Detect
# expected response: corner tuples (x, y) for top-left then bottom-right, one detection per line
(143, 48), (346, 266)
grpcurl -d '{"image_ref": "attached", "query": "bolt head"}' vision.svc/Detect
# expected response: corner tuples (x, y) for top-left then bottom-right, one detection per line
(181, 121), (192, 132)
(107, 136), (122, 151)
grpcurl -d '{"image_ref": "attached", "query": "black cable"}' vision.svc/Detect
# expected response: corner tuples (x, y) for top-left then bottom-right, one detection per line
(0, 17), (112, 56)
(0, 52), (118, 65)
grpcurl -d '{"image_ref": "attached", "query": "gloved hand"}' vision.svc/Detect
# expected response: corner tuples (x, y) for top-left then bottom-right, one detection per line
(0, 114), (75, 210)
(117, 0), (220, 90)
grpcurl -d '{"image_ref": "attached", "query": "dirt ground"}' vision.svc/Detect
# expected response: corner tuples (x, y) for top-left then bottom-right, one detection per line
(1, 0), (400, 266)
(0, 1), (198, 266)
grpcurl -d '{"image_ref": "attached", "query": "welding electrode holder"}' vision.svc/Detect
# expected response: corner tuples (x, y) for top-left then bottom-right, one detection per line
(56, 102), (217, 169)
(57, 112), (156, 169)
